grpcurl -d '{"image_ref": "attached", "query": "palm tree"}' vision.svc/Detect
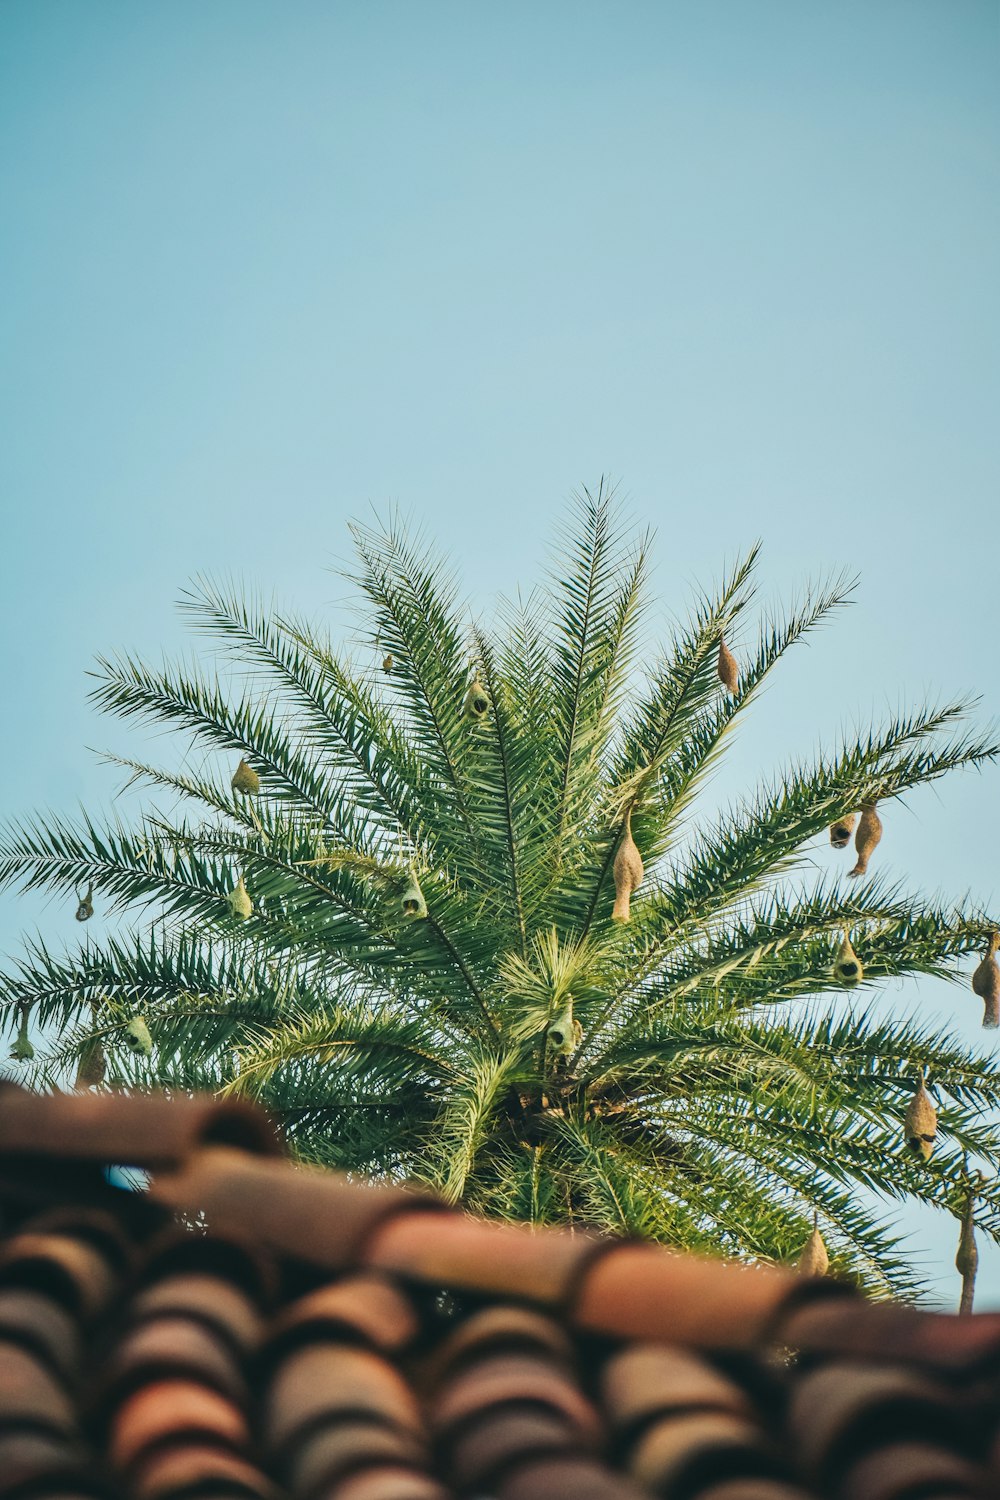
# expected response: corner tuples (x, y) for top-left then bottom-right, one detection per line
(2, 486), (999, 1297)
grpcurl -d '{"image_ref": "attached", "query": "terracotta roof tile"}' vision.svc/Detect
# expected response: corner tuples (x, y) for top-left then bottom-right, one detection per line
(490, 1451), (644, 1500)
(601, 1344), (755, 1428)
(0, 1088), (279, 1170)
(0, 1429), (95, 1498)
(0, 1339), (77, 1434)
(108, 1378), (251, 1472)
(777, 1295), (1000, 1380)
(0, 1287), (81, 1382)
(265, 1273), (419, 1357)
(266, 1342), (424, 1450)
(0, 1229), (120, 1323)
(442, 1403), (584, 1493)
(100, 1314), (249, 1405)
(425, 1303), (574, 1374)
(835, 1441), (982, 1500)
(324, 1469), (449, 1500)
(435, 1350), (601, 1439)
(689, 1485), (813, 1500)
(128, 1272), (262, 1359)
(281, 1417), (427, 1496)
(0, 1083), (998, 1500)
(573, 1241), (797, 1351)
(126, 1440), (276, 1500)
(152, 1147), (447, 1275)
(622, 1409), (780, 1495)
(785, 1361), (964, 1488)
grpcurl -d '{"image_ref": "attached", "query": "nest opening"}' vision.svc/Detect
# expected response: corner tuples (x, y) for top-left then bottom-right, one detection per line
(464, 678), (491, 719)
(400, 870), (427, 920)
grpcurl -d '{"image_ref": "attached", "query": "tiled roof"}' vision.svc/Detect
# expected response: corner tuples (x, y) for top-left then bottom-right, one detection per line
(1, 1083), (998, 1499)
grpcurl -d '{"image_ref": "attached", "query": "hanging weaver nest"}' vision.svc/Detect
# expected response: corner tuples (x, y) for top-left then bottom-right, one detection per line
(547, 1003), (582, 1059)
(904, 1076), (937, 1161)
(971, 933), (1000, 1030)
(227, 876), (253, 921)
(717, 636), (739, 694)
(463, 677), (491, 720)
(75, 884), (94, 922)
(612, 808), (644, 923)
(231, 759), (260, 797)
(829, 814), (856, 849)
(849, 802), (882, 878)
(123, 1015), (153, 1057)
(9, 1002), (33, 1063)
(955, 1194), (978, 1282)
(74, 1038), (107, 1089)
(832, 930), (863, 987)
(400, 869), (428, 920)
(796, 1219), (829, 1277)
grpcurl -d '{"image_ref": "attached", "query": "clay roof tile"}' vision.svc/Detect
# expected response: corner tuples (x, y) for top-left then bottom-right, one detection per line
(601, 1343), (755, 1431)
(0, 1085), (996, 1500)
(785, 1361), (964, 1489)
(835, 1440), (981, 1500)
(108, 1378), (250, 1474)
(0, 1288), (81, 1382)
(265, 1272), (420, 1358)
(266, 1342), (423, 1453)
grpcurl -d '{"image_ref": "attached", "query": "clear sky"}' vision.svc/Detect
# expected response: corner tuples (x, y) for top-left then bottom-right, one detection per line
(1, 0), (998, 1303)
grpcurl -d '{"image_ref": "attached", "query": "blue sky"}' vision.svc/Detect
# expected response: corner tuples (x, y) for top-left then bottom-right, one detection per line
(1, 0), (998, 1303)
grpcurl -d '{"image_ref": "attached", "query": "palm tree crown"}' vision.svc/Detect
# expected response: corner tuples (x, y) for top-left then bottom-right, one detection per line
(2, 486), (999, 1298)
